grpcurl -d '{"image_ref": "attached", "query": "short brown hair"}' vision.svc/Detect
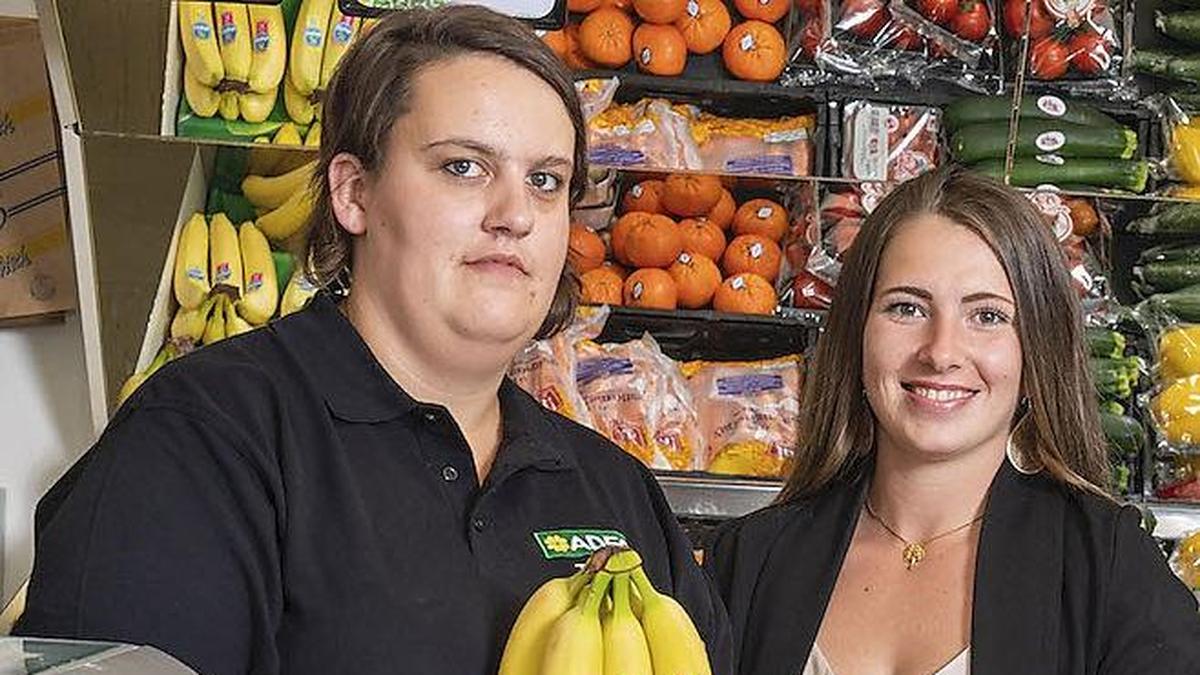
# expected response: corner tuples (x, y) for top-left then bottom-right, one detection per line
(303, 5), (586, 339)
(779, 165), (1110, 501)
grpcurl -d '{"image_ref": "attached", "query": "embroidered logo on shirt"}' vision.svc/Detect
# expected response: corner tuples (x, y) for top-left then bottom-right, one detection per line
(533, 529), (629, 560)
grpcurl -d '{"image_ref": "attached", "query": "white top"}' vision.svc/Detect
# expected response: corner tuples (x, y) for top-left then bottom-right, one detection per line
(803, 644), (971, 675)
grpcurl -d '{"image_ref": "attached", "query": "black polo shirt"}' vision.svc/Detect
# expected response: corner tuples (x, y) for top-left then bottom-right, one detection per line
(16, 294), (733, 675)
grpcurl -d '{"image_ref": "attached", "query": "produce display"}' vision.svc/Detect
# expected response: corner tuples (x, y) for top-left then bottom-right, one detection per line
(498, 547), (712, 675)
(946, 95), (1148, 193)
(174, 0), (375, 141)
(822, 0), (1000, 90)
(1170, 529), (1200, 593)
(586, 95), (817, 176)
(572, 172), (811, 315)
(1000, 0), (1121, 86)
(540, 0), (793, 82)
(511, 310), (802, 477)
(117, 148), (320, 406)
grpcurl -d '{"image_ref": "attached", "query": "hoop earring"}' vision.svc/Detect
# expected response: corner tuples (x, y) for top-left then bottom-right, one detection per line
(1006, 397), (1040, 475)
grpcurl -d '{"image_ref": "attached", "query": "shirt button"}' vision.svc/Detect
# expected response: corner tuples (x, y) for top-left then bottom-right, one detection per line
(472, 516), (488, 532)
(423, 411), (438, 423)
(442, 465), (459, 482)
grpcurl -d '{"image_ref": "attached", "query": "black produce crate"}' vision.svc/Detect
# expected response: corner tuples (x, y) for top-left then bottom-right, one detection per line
(596, 306), (815, 361)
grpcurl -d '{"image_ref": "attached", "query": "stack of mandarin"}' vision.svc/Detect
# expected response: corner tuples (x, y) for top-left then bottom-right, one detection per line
(541, 0), (789, 82)
(570, 173), (786, 316)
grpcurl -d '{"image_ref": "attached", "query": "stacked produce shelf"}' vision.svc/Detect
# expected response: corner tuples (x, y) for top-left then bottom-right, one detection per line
(34, 0), (1200, 591)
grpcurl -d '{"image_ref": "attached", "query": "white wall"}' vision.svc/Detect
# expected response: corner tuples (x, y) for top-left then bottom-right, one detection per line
(0, 0), (95, 606)
(0, 314), (92, 603)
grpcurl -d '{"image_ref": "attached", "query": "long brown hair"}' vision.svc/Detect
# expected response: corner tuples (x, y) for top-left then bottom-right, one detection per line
(779, 165), (1109, 502)
(302, 5), (586, 339)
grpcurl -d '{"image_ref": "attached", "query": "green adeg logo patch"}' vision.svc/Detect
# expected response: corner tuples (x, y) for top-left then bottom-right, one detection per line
(533, 529), (628, 560)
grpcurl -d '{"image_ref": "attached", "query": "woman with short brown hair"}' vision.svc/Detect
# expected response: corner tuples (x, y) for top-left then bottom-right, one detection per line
(707, 165), (1200, 674)
(16, 7), (731, 674)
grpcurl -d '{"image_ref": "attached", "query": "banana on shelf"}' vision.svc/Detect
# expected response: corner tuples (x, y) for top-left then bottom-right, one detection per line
(284, 0), (364, 124)
(498, 547), (712, 675)
(179, 2), (286, 122)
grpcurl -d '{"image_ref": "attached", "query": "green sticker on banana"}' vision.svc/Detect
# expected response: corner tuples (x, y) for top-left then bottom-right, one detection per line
(533, 529), (628, 560)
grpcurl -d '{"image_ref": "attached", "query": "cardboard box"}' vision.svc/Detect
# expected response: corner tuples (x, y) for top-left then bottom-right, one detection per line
(0, 18), (75, 323)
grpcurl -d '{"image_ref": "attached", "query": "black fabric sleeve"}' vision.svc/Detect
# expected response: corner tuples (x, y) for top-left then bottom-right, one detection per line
(1099, 505), (1200, 674)
(14, 403), (283, 675)
(641, 469), (735, 675)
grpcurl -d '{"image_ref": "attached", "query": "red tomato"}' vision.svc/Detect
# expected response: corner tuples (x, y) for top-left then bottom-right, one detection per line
(1003, 0), (1053, 39)
(892, 25), (924, 50)
(1068, 29), (1111, 74)
(918, 0), (958, 25)
(840, 0), (890, 38)
(951, 0), (991, 41)
(795, 0), (823, 16)
(1030, 36), (1069, 79)
(799, 17), (824, 57)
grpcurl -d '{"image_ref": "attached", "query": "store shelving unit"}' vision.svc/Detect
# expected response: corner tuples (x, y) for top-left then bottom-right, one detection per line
(28, 0), (1200, 535)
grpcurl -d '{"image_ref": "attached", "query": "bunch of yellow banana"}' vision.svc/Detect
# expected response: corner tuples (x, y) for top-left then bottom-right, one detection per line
(499, 547), (712, 675)
(179, 2), (284, 122)
(241, 159), (318, 241)
(286, 0), (361, 124)
(170, 211), (280, 341)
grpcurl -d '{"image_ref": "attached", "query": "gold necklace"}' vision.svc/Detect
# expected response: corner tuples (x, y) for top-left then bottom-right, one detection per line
(863, 499), (984, 571)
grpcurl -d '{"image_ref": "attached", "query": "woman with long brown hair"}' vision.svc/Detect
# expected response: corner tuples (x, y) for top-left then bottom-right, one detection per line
(706, 165), (1200, 674)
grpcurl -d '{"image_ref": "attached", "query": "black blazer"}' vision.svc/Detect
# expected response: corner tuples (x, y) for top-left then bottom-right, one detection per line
(705, 460), (1200, 675)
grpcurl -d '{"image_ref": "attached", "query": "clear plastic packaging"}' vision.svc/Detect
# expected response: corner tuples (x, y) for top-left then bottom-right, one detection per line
(682, 356), (803, 477)
(819, 0), (1001, 90)
(1134, 291), (1200, 501)
(841, 101), (942, 182)
(509, 306), (612, 427)
(574, 334), (703, 471)
(690, 109), (818, 176)
(1001, 0), (1130, 98)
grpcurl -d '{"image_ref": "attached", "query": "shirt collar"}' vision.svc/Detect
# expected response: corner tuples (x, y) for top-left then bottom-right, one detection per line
(276, 292), (418, 423)
(278, 293), (575, 472)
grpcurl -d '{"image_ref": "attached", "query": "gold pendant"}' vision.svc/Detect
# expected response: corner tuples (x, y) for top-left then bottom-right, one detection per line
(902, 543), (925, 570)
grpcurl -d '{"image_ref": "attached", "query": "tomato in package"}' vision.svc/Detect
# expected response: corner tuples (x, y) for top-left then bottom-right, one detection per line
(842, 100), (942, 183)
(825, 0), (1000, 89)
(1003, 0), (1120, 83)
(574, 335), (702, 471)
(683, 356), (803, 477)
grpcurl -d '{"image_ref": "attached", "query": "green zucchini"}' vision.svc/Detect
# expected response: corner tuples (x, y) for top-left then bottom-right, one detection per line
(950, 121), (1136, 163)
(1139, 243), (1200, 264)
(1128, 202), (1200, 233)
(1135, 261), (1200, 293)
(1085, 327), (1127, 359)
(1146, 284), (1200, 321)
(1157, 11), (1200, 47)
(1091, 359), (1133, 399)
(944, 95), (1120, 131)
(970, 157), (1149, 192)
(1100, 411), (1147, 455)
(1132, 48), (1200, 84)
